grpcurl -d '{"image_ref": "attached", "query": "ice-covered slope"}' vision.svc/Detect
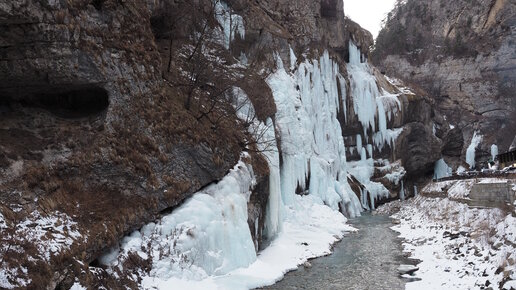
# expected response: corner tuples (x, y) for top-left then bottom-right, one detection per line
(98, 40), (418, 288)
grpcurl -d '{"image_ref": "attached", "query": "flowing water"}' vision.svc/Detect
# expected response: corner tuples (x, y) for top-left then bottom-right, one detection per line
(263, 213), (414, 290)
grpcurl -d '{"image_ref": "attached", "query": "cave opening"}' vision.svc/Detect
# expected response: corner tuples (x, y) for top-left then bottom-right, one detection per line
(320, 0), (338, 18)
(12, 87), (110, 119)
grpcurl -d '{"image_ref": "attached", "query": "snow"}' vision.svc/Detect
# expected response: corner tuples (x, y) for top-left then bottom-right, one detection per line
(423, 178), (510, 199)
(421, 180), (456, 194)
(398, 264), (419, 275)
(477, 178), (508, 184)
(384, 75), (415, 95)
(466, 131), (483, 169)
(0, 212), (5, 230)
(0, 210), (80, 288)
(0, 267), (29, 290)
(70, 282), (87, 290)
(433, 158), (452, 180)
(9, 211), (81, 262)
(447, 180), (475, 199)
(388, 196), (516, 289)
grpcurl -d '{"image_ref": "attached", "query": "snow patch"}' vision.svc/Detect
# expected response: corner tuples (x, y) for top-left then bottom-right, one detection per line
(389, 196), (516, 289)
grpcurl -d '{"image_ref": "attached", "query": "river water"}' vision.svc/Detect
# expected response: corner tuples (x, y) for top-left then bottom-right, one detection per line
(262, 213), (414, 290)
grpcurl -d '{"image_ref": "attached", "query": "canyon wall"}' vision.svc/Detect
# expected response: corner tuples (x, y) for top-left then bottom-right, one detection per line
(373, 0), (516, 171)
(0, 0), (444, 288)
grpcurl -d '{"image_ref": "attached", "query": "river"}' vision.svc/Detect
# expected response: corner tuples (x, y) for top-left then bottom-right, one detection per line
(262, 213), (415, 290)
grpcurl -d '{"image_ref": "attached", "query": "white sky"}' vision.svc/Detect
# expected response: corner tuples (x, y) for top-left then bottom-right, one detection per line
(343, 0), (397, 39)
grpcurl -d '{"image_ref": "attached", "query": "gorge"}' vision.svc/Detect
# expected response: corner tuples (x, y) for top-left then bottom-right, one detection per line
(0, 0), (515, 289)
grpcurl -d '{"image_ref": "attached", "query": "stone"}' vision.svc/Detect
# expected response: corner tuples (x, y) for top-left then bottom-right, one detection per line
(398, 264), (419, 275)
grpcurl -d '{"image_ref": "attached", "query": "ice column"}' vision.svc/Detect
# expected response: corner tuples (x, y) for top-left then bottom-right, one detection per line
(267, 50), (362, 217)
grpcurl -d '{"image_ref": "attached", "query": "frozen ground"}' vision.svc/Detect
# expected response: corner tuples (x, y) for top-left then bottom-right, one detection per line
(379, 195), (516, 289)
(0, 210), (82, 289)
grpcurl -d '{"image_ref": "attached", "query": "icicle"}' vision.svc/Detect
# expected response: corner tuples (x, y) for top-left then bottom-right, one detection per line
(466, 131), (483, 169)
(366, 144), (373, 159)
(433, 158), (452, 180)
(267, 50), (362, 215)
(491, 144), (498, 161)
(399, 180), (405, 201)
(289, 45), (297, 71)
(214, 1), (245, 49)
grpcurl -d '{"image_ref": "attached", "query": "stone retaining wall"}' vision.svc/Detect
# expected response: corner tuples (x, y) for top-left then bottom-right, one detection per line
(469, 182), (515, 204)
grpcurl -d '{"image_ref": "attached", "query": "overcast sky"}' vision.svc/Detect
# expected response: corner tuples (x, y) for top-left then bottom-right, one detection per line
(343, 0), (397, 39)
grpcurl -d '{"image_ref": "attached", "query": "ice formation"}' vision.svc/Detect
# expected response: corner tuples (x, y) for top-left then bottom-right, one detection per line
(347, 42), (379, 136)
(230, 87), (282, 239)
(215, 1), (245, 49)
(399, 180), (405, 201)
(491, 144), (498, 161)
(466, 132), (482, 169)
(100, 43), (410, 289)
(347, 41), (403, 151)
(433, 158), (452, 180)
(348, 159), (390, 210)
(268, 50), (362, 216)
(289, 45), (297, 71)
(101, 158), (258, 280)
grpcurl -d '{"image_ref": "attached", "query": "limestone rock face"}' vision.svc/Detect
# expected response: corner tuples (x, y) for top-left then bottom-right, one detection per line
(373, 0), (516, 167)
(0, 1), (244, 287)
(397, 122), (443, 177)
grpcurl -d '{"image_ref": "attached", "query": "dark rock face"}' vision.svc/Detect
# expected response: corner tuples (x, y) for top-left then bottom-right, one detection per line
(442, 128), (465, 157)
(373, 0), (516, 165)
(0, 0), (449, 287)
(397, 122), (442, 177)
(0, 1), (247, 287)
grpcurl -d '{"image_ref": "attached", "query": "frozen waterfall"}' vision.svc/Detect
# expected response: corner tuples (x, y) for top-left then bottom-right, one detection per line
(100, 44), (409, 289)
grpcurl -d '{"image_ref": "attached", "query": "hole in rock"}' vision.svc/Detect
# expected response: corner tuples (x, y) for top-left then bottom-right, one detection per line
(320, 0), (338, 18)
(19, 87), (109, 119)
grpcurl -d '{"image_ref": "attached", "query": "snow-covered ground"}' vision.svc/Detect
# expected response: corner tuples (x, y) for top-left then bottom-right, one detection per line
(379, 195), (516, 289)
(0, 210), (82, 289)
(100, 158), (356, 290)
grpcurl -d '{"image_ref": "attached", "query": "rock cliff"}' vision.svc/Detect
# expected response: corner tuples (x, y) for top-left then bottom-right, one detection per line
(373, 0), (516, 170)
(0, 0), (441, 288)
